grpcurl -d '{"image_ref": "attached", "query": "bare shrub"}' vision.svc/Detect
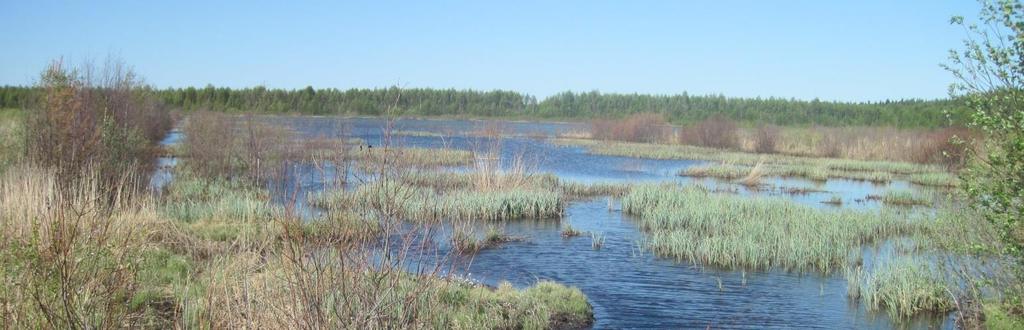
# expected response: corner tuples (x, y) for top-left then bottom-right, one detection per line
(25, 58), (172, 197)
(183, 112), (296, 180)
(753, 124), (780, 154)
(911, 126), (974, 170)
(815, 127), (845, 158)
(590, 112), (670, 143)
(183, 110), (237, 178)
(678, 115), (739, 149)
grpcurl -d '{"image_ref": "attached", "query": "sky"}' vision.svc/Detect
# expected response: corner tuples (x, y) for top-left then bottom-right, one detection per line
(0, 0), (982, 101)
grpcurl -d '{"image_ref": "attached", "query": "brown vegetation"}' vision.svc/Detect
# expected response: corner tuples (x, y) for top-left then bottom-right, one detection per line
(26, 58), (172, 196)
(677, 115), (740, 149)
(591, 112), (671, 143)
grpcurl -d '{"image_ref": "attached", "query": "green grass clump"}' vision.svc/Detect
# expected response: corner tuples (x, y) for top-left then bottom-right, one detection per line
(881, 189), (931, 206)
(331, 180), (563, 222)
(160, 169), (280, 224)
(357, 147), (474, 168)
(860, 258), (954, 319)
(908, 172), (960, 187)
(451, 225), (519, 253)
(558, 180), (633, 198)
(419, 279), (593, 329)
(443, 189), (563, 221)
(622, 184), (916, 273)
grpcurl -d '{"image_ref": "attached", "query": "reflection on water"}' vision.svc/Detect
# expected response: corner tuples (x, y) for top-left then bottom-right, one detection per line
(149, 128), (183, 193)
(156, 116), (959, 328)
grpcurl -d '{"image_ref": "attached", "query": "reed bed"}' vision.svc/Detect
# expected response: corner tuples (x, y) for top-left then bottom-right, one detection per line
(357, 147), (474, 168)
(562, 139), (955, 186)
(621, 184), (917, 273)
(328, 180), (564, 223)
(908, 172), (960, 187)
(681, 162), (891, 183)
(859, 258), (954, 319)
(391, 170), (630, 199)
(881, 189), (931, 206)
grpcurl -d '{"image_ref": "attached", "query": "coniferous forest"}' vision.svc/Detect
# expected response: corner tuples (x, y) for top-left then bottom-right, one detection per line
(0, 85), (960, 127)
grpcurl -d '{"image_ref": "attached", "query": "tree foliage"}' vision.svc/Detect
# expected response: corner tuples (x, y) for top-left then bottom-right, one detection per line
(0, 85), (960, 128)
(946, 0), (1024, 256)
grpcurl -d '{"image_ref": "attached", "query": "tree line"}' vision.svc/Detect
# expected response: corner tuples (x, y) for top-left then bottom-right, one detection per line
(0, 85), (962, 127)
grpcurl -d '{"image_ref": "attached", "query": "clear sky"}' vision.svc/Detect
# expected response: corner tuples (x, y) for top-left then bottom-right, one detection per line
(0, 0), (981, 101)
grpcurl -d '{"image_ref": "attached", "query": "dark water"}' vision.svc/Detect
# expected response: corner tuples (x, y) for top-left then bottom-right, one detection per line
(160, 116), (957, 329)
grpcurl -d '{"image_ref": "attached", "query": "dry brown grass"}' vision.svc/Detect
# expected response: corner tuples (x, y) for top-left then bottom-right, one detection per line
(752, 126), (976, 168)
(0, 166), (158, 328)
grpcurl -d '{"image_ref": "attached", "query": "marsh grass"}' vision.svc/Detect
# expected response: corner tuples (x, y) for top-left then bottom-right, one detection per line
(882, 189), (931, 206)
(860, 258), (954, 320)
(451, 224), (521, 254)
(564, 139), (956, 185)
(356, 147), (474, 169)
(621, 184), (917, 273)
(591, 232), (606, 250)
(908, 172), (960, 187)
(561, 224), (583, 238)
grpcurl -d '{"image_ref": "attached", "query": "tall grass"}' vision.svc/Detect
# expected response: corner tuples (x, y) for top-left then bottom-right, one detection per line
(881, 189), (931, 206)
(0, 109), (24, 174)
(357, 146), (474, 168)
(860, 258), (954, 319)
(621, 184), (916, 273)
(328, 180), (563, 223)
(0, 166), (159, 328)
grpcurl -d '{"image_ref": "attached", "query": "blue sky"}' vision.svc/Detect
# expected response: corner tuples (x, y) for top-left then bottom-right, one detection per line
(0, 0), (980, 101)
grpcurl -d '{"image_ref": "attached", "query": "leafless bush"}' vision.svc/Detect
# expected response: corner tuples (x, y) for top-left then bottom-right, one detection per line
(911, 126), (974, 170)
(183, 112), (296, 180)
(25, 58), (172, 198)
(753, 124), (780, 154)
(182, 110), (237, 178)
(678, 115), (739, 149)
(590, 112), (671, 143)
